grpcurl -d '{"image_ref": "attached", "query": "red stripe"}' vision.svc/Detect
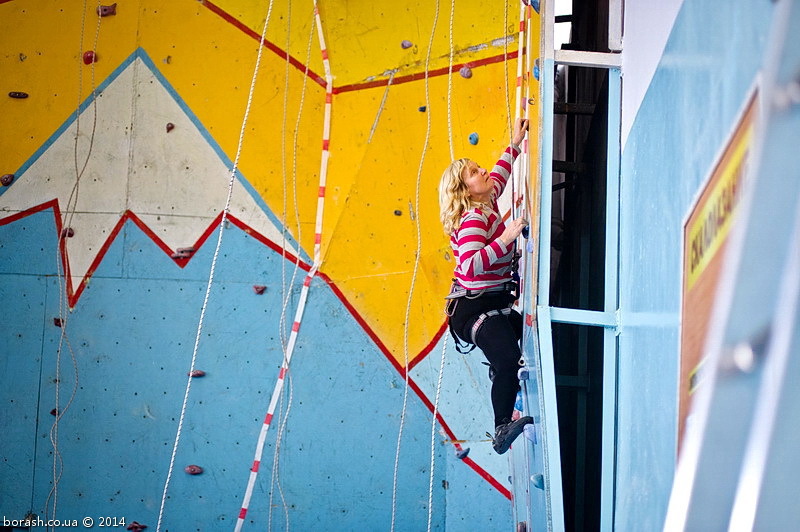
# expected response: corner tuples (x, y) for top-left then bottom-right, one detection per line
(315, 233), (322, 244)
(251, 460), (260, 472)
(334, 50), (520, 94)
(304, 275), (313, 287)
(318, 185), (326, 197)
(526, 313), (533, 326)
(279, 367), (288, 379)
(322, 139), (330, 151)
(516, 75), (523, 87)
(202, 1), (326, 89)
(326, 93), (333, 104)
(321, 49), (329, 61)
(519, 21), (525, 32)
(292, 321), (300, 332)
(264, 413), (273, 425)
(238, 508), (248, 519)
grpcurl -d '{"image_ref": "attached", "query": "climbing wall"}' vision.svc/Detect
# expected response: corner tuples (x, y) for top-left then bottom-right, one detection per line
(0, 0), (540, 529)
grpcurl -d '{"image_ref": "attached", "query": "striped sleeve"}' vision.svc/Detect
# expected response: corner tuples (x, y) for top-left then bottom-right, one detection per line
(453, 209), (512, 281)
(489, 144), (521, 200)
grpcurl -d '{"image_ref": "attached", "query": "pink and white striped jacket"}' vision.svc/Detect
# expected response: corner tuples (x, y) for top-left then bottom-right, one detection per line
(450, 144), (520, 291)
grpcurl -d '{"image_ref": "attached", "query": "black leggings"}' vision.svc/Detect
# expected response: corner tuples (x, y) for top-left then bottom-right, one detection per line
(448, 292), (523, 428)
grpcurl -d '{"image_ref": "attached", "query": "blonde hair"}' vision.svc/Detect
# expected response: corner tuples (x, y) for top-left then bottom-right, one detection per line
(439, 158), (485, 235)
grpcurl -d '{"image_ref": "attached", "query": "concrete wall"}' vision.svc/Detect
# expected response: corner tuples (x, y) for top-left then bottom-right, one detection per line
(0, 0), (539, 529)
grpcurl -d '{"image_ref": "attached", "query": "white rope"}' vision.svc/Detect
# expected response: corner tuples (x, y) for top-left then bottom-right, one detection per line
(446, 0), (455, 161)
(367, 71), (396, 144)
(426, 336), (448, 532)
(155, 0), (277, 530)
(390, 1), (440, 530)
(46, 3), (102, 526)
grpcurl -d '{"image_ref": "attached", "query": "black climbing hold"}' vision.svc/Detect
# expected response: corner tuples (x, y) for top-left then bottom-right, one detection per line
(521, 226), (529, 239)
(166, 122), (175, 133)
(50, 408), (59, 416)
(184, 464), (203, 475)
(393, 210), (402, 216)
(8, 92), (28, 99)
(97, 3), (117, 17)
(1, 174), (14, 186)
(252, 285), (266, 295)
(53, 317), (63, 327)
(188, 369), (206, 378)
(456, 447), (470, 459)
(126, 521), (147, 532)
(418, 106), (426, 112)
(61, 227), (75, 239)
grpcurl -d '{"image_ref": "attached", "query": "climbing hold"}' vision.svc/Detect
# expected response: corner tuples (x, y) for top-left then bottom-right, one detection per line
(400, 40), (413, 49)
(517, 522), (528, 532)
(456, 447), (470, 460)
(514, 391), (524, 412)
(459, 66), (473, 79)
(126, 521), (148, 531)
(83, 51), (97, 65)
(418, 106), (426, 112)
(252, 285), (266, 295)
(531, 0), (541, 13)
(521, 226), (529, 239)
(166, 122), (175, 133)
(533, 59), (540, 81)
(517, 366), (530, 381)
(188, 370), (206, 378)
(97, 3), (117, 17)
(53, 318), (63, 327)
(50, 408), (59, 416)
(468, 132), (479, 145)
(184, 465), (203, 475)
(531, 473), (544, 490)
(171, 247), (195, 259)
(8, 92), (28, 99)
(61, 227), (75, 239)
(1, 174), (14, 186)
(19, 53), (27, 62)
(528, 97), (536, 106)
(393, 210), (402, 216)
(163, 55), (172, 65)
(524, 423), (536, 443)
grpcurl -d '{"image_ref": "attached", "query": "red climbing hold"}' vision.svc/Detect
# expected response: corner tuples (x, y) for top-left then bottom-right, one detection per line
(252, 285), (266, 295)
(188, 369), (206, 378)
(83, 51), (97, 65)
(166, 122), (175, 133)
(1, 174), (14, 186)
(8, 92), (28, 99)
(184, 465), (203, 475)
(126, 521), (147, 532)
(171, 247), (195, 259)
(61, 227), (75, 239)
(97, 3), (117, 17)
(459, 66), (473, 79)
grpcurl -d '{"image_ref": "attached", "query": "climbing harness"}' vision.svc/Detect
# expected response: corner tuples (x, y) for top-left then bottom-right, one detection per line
(470, 307), (514, 344)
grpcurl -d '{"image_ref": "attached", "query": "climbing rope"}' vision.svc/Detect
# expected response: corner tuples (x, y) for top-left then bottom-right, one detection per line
(235, 1), (334, 528)
(155, 0), (278, 530)
(446, 0), (455, 161)
(46, 2), (103, 527)
(390, 1), (440, 530)
(426, 336), (449, 532)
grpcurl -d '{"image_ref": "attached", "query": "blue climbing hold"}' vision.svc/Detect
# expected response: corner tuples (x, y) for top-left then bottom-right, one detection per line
(531, 473), (544, 490)
(456, 447), (470, 459)
(517, 366), (530, 381)
(531, 0), (541, 14)
(533, 61), (540, 81)
(468, 132), (479, 145)
(524, 423), (536, 444)
(514, 391), (524, 412)
(521, 226), (529, 239)
(526, 239), (535, 253)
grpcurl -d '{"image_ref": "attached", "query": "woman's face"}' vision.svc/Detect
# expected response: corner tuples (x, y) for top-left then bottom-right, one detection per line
(461, 161), (492, 203)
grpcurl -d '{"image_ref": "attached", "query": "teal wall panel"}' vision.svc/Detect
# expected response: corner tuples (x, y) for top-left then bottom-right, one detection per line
(618, 0), (774, 529)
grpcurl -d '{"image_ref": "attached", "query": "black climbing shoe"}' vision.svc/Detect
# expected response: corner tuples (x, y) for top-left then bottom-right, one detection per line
(492, 416), (533, 455)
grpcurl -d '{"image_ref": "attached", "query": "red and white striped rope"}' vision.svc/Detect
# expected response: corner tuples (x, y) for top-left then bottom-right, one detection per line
(234, 2), (334, 530)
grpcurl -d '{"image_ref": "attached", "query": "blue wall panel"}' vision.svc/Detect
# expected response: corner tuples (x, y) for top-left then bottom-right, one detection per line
(617, 0), (774, 529)
(1, 208), (512, 529)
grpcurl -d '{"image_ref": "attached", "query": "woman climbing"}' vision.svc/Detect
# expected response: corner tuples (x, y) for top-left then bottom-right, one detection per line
(439, 117), (531, 455)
